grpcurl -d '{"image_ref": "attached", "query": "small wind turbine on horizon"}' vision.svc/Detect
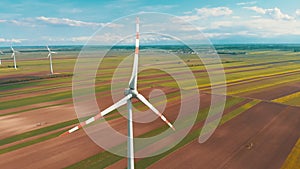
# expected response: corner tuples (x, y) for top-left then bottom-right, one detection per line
(47, 45), (57, 75)
(11, 46), (18, 70)
(0, 50), (3, 65)
(60, 17), (175, 169)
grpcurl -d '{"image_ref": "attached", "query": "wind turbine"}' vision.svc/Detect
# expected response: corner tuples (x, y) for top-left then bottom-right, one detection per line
(60, 17), (175, 169)
(11, 46), (17, 70)
(47, 45), (57, 75)
(0, 50), (3, 65)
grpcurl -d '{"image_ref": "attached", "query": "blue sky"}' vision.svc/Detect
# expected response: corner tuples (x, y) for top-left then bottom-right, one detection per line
(1, 0), (300, 45)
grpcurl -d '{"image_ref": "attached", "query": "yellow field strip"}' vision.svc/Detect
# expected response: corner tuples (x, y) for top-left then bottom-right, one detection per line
(273, 91), (300, 103)
(281, 139), (300, 169)
(199, 68), (300, 90)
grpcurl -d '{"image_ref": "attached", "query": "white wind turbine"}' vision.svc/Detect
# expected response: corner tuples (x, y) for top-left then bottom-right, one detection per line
(47, 45), (57, 74)
(60, 17), (175, 169)
(0, 50), (3, 65)
(11, 46), (17, 70)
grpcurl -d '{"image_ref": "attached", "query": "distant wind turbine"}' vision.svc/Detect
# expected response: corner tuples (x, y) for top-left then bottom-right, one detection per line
(47, 45), (57, 74)
(60, 17), (175, 169)
(0, 50), (3, 65)
(11, 46), (17, 70)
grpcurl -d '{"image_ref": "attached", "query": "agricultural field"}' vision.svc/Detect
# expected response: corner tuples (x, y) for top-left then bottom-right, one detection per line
(0, 44), (300, 168)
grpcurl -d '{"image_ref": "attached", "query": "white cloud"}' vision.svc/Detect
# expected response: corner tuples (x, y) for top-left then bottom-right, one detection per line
(176, 31), (257, 41)
(177, 7), (233, 22)
(0, 18), (35, 27)
(71, 36), (91, 42)
(36, 16), (123, 28)
(244, 6), (266, 14)
(251, 15), (262, 18)
(242, 18), (300, 37)
(236, 1), (257, 6)
(141, 5), (177, 11)
(176, 15), (201, 22)
(244, 6), (294, 20)
(264, 8), (294, 20)
(0, 38), (26, 43)
(69, 33), (175, 44)
(72, 34), (171, 44)
(296, 9), (300, 16)
(11, 19), (36, 27)
(204, 18), (300, 38)
(71, 34), (129, 44)
(232, 16), (241, 19)
(209, 21), (237, 29)
(158, 7), (300, 41)
(196, 7), (233, 17)
(36, 16), (103, 27)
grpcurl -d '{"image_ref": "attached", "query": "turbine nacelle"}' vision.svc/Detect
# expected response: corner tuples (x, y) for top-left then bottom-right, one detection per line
(46, 46), (57, 58)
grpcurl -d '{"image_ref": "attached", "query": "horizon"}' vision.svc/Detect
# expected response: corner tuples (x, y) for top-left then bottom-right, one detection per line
(2, 43), (300, 48)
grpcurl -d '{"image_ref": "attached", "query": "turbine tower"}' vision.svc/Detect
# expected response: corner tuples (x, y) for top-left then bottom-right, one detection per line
(60, 17), (175, 169)
(0, 50), (3, 65)
(47, 46), (57, 75)
(11, 46), (17, 70)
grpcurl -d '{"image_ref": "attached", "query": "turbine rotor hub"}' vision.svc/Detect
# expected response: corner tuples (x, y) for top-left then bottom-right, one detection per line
(124, 88), (138, 98)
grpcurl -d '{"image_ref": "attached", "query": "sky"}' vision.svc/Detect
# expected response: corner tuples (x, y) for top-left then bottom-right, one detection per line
(1, 0), (300, 46)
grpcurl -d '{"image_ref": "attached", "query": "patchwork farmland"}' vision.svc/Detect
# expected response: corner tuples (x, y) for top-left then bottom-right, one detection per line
(0, 45), (300, 169)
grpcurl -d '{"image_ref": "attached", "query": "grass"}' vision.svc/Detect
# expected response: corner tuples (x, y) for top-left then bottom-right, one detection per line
(64, 151), (123, 169)
(0, 73), (73, 85)
(227, 73), (300, 95)
(0, 83), (111, 110)
(0, 101), (72, 117)
(0, 119), (79, 147)
(0, 77), (72, 95)
(0, 130), (65, 155)
(0, 90), (72, 110)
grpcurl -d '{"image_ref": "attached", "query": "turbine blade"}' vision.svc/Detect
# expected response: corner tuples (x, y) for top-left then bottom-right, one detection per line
(128, 17), (140, 90)
(47, 53), (51, 58)
(60, 94), (133, 136)
(0, 50), (3, 55)
(51, 52), (57, 54)
(47, 46), (50, 52)
(136, 94), (175, 130)
(11, 53), (14, 58)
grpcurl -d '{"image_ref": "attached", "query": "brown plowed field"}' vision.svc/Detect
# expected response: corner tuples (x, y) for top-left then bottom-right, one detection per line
(242, 83), (300, 101)
(149, 102), (298, 169)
